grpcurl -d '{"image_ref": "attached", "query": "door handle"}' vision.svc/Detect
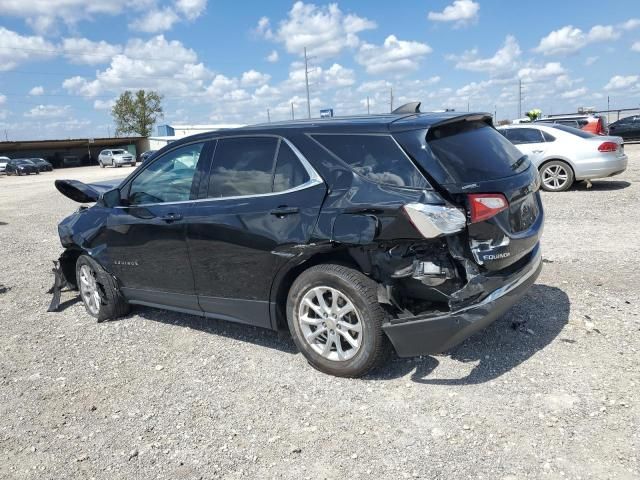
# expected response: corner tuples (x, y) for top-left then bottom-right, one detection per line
(270, 206), (299, 217)
(532, 150), (543, 153)
(159, 213), (183, 223)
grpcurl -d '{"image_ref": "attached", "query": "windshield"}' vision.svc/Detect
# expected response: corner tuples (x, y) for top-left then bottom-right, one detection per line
(112, 150), (127, 155)
(547, 124), (595, 138)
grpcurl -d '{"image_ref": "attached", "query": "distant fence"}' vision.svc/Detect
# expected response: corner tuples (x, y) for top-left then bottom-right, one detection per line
(597, 108), (640, 125)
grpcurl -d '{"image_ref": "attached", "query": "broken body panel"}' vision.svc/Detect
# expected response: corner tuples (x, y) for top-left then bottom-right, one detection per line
(53, 112), (543, 356)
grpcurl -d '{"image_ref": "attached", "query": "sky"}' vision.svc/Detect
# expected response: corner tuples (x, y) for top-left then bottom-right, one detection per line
(0, 0), (639, 140)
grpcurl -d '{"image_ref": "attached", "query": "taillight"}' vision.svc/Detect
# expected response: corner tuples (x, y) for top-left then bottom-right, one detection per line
(403, 203), (466, 238)
(468, 194), (508, 223)
(598, 141), (618, 152)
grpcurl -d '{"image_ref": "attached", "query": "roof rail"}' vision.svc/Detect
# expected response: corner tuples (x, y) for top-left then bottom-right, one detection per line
(391, 102), (421, 114)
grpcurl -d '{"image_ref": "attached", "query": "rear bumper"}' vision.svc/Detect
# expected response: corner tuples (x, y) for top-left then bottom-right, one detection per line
(574, 154), (628, 180)
(383, 246), (542, 357)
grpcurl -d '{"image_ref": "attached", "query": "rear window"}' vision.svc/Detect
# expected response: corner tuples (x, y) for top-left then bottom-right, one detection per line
(311, 134), (428, 188)
(427, 121), (529, 183)
(548, 124), (595, 138)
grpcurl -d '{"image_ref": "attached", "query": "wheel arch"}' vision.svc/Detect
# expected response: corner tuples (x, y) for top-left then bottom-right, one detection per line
(270, 247), (365, 331)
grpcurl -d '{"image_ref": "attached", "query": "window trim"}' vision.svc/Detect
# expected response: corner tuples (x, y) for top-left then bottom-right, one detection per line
(307, 132), (429, 190)
(118, 135), (323, 208)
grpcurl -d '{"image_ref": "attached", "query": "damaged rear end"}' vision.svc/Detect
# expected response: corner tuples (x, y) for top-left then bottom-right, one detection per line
(368, 113), (544, 356)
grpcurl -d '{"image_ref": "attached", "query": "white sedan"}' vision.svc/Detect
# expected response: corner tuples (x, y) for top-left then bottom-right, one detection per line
(498, 124), (627, 192)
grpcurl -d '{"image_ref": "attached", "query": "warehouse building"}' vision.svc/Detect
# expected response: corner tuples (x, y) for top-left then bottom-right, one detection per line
(0, 136), (149, 169)
(148, 123), (243, 150)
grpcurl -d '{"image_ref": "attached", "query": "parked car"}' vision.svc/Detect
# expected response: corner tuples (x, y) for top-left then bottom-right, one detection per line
(29, 158), (53, 172)
(5, 159), (39, 175)
(0, 156), (9, 174)
(139, 150), (157, 164)
(498, 124), (627, 191)
(51, 109), (544, 377)
(535, 113), (608, 135)
(609, 115), (640, 141)
(98, 149), (136, 168)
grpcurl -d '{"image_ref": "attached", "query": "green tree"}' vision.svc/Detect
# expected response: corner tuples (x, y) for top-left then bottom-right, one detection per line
(111, 90), (163, 137)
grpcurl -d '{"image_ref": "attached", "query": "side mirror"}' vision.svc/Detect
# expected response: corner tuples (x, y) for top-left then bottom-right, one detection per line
(100, 188), (122, 208)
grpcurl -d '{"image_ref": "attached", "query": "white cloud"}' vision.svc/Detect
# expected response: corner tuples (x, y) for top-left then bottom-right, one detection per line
(93, 99), (116, 110)
(240, 70), (271, 87)
(129, 8), (180, 33)
(29, 86), (44, 96)
(266, 50), (279, 62)
(61, 38), (122, 65)
(585, 56), (599, 66)
(0, 0), (155, 33)
(258, 1), (376, 59)
(0, 27), (57, 71)
(517, 62), (565, 82)
(561, 87), (588, 99)
(0, 94), (6, 105)
(604, 75), (639, 91)
(427, 0), (479, 27)
(175, 0), (207, 20)
(621, 18), (640, 31)
(632, 42), (640, 52)
(63, 35), (212, 97)
(356, 35), (432, 75)
(25, 104), (71, 118)
(449, 35), (520, 75)
(534, 24), (620, 56)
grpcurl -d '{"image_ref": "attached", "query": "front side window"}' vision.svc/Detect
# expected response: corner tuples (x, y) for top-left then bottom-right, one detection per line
(311, 134), (428, 188)
(128, 142), (204, 205)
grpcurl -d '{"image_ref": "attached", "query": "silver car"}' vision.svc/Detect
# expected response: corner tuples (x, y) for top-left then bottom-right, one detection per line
(98, 149), (136, 168)
(498, 124), (627, 191)
(0, 156), (9, 174)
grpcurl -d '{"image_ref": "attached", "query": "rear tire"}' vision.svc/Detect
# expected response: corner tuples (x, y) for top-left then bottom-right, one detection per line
(287, 264), (390, 377)
(76, 255), (130, 322)
(539, 160), (574, 192)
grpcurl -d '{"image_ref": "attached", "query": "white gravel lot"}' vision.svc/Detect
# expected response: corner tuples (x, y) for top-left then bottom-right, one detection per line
(0, 149), (638, 479)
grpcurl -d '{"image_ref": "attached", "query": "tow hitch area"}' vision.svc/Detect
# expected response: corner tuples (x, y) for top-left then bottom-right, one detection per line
(47, 260), (73, 312)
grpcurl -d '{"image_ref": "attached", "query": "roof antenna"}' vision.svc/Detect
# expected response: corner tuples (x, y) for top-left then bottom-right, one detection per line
(391, 102), (421, 114)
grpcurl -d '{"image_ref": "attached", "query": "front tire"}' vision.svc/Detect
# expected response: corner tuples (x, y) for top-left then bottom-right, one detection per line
(76, 255), (130, 322)
(287, 264), (390, 377)
(99, 161), (105, 168)
(539, 160), (574, 192)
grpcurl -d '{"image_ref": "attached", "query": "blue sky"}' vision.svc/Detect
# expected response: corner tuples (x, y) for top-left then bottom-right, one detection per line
(0, 0), (639, 140)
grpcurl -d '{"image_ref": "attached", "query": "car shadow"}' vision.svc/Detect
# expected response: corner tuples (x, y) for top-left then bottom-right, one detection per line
(572, 180), (630, 191)
(367, 284), (570, 384)
(132, 306), (298, 354)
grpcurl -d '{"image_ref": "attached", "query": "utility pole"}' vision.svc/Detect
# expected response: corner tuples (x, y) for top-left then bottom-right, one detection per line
(291, 102), (295, 120)
(267, 108), (271, 123)
(390, 87), (393, 113)
(366, 96), (370, 115)
(304, 47), (311, 119)
(518, 79), (522, 119)
(3, 129), (7, 141)
(494, 105), (497, 122)
(467, 101), (470, 112)
(607, 96), (610, 124)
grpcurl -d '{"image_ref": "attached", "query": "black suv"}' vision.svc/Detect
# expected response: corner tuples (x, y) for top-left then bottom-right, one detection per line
(52, 109), (544, 377)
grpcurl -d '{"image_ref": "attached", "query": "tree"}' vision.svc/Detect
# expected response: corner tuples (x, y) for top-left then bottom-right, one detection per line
(526, 108), (542, 122)
(111, 90), (163, 137)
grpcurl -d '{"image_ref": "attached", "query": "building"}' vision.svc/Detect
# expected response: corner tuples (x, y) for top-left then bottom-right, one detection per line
(148, 124), (244, 150)
(0, 136), (149, 168)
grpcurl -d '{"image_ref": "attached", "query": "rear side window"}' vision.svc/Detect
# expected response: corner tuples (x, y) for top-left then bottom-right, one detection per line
(273, 142), (310, 192)
(548, 124), (595, 138)
(505, 128), (544, 144)
(427, 121), (529, 182)
(209, 137), (278, 197)
(542, 131), (556, 142)
(311, 134), (428, 188)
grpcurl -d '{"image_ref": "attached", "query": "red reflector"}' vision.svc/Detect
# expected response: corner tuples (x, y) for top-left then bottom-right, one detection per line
(598, 141), (617, 152)
(468, 193), (508, 223)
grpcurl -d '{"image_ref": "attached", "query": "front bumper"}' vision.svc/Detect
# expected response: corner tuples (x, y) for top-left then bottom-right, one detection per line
(383, 246), (542, 357)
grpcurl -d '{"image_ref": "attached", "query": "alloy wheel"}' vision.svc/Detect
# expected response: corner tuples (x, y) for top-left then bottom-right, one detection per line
(298, 286), (363, 361)
(79, 264), (101, 315)
(542, 164), (569, 190)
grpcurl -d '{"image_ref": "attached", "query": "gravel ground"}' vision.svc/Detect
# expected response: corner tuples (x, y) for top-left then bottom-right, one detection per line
(0, 151), (638, 479)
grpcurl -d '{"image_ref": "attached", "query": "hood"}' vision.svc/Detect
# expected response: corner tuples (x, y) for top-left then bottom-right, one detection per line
(55, 178), (122, 203)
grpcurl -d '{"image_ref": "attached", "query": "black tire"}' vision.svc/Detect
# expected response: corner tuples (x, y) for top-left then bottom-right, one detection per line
(539, 160), (574, 192)
(131, 162), (136, 167)
(99, 161), (105, 168)
(287, 264), (390, 377)
(75, 255), (129, 322)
